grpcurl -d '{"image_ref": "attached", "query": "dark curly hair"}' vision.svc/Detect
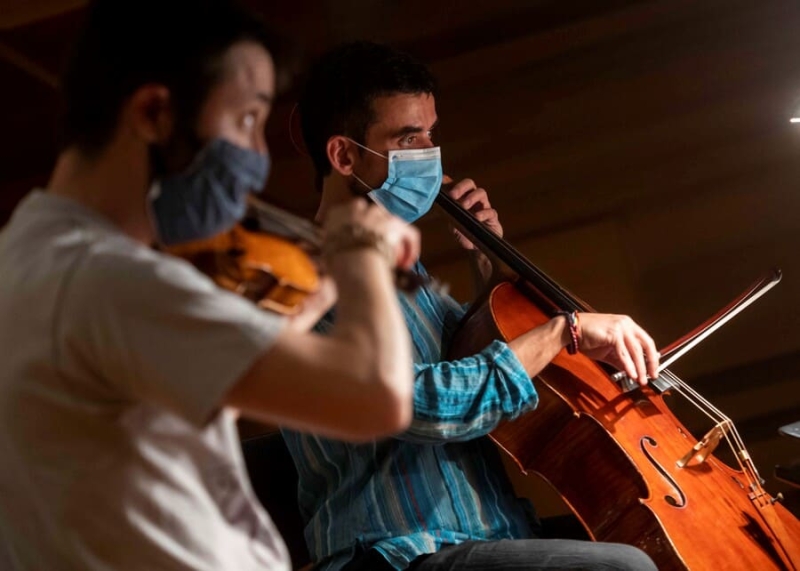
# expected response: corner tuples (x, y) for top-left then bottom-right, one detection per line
(60, 0), (291, 155)
(298, 41), (437, 190)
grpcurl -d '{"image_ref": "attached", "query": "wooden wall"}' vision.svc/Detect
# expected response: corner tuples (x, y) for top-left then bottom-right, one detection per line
(1, 0), (799, 515)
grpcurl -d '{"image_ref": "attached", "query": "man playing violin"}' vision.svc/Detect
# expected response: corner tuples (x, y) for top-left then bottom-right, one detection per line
(282, 41), (660, 571)
(0, 6), (421, 571)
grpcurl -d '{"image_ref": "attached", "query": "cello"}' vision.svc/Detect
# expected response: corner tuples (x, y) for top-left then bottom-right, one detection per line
(437, 189), (800, 570)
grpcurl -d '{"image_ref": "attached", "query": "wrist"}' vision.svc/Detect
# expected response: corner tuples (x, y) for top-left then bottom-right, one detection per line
(325, 247), (391, 282)
(555, 310), (580, 355)
(322, 223), (395, 270)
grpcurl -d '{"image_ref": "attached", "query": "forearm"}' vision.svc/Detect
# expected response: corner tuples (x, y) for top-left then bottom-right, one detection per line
(228, 249), (413, 441)
(399, 315), (570, 443)
(399, 340), (539, 443)
(507, 315), (571, 377)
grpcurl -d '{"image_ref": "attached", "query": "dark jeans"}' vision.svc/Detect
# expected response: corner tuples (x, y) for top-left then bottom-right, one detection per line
(341, 539), (658, 571)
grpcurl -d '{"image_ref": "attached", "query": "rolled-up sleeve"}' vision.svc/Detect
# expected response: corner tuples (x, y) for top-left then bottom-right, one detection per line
(399, 339), (538, 443)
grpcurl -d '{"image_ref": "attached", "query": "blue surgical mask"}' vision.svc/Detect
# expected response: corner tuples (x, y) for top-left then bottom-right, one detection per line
(350, 139), (443, 223)
(149, 138), (269, 245)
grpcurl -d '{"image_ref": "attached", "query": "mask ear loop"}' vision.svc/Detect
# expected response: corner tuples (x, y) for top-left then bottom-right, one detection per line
(346, 138), (388, 160)
(345, 138), (389, 198)
(351, 172), (375, 194)
(288, 102), (309, 157)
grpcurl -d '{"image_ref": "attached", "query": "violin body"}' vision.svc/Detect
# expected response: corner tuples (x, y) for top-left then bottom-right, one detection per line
(448, 279), (800, 570)
(165, 224), (319, 315)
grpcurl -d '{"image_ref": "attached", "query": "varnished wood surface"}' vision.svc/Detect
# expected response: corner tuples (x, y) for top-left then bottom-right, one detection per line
(450, 281), (800, 570)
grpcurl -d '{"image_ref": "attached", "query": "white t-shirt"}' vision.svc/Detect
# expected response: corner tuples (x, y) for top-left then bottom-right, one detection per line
(0, 191), (290, 570)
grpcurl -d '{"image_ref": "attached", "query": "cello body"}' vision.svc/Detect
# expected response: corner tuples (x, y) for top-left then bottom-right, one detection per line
(448, 279), (800, 570)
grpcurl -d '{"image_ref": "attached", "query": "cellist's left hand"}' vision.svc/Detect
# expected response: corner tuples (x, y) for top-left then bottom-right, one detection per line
(445, 176), (503, 250)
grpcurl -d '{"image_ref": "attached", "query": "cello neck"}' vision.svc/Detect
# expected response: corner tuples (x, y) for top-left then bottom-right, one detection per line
(434, 188), (588, 314)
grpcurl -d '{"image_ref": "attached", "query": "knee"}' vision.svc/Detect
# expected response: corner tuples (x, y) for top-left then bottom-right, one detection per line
(602, 544), (658, 571)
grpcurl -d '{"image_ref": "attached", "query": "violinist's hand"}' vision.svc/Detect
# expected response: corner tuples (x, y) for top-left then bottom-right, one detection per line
(445, 176), (503, 251)
(576, 313), (660, 386)
(323, 198), (421, 271)
(285, 276), (337, 333)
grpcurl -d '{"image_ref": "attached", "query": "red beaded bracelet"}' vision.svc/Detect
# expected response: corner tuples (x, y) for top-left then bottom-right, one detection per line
(557, 310), (580, 355)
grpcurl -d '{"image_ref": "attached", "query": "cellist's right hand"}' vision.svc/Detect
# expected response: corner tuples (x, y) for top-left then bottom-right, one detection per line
(575, 313), (660, 385)
(322, 198), (421, 272)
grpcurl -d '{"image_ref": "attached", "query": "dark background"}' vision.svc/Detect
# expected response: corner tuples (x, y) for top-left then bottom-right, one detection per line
(1, 0), (799, 515)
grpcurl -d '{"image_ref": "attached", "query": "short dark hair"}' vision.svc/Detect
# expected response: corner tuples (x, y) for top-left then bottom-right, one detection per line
(60, 0), (291, 154)
(298, 41), (437, 189)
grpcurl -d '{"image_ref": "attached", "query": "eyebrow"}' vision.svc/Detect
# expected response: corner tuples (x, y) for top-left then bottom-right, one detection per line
(255, 92), (273, 105)
(389, 119), (439, 139)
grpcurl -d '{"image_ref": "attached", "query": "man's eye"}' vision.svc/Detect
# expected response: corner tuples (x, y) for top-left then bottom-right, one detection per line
(241, 113), (257, 130)
(403, 135), (416, 145)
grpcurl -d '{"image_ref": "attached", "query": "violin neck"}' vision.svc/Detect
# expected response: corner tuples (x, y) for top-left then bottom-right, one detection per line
(434, 189), (588, 314)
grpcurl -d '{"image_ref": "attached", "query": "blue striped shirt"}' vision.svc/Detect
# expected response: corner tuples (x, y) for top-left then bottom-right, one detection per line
(281, 262), (540, 570)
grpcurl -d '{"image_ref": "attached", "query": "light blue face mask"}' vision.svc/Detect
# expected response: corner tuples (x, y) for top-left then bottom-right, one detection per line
(350, 140), (443, 223)
(149, 138), (270, 245)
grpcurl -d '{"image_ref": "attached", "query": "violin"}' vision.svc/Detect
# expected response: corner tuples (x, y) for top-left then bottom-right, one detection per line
(164, 220), (319, 316)
(436, 187), (800, 570)
(165, 196), (431, 316)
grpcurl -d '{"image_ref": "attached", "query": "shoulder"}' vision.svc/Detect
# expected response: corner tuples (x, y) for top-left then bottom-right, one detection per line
(76, 236), (217, 300)
(56, 232), (240, 338)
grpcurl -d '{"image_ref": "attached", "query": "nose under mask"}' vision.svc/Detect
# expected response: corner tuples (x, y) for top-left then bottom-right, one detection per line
(350, 140), (443, 224)
(149, 138), (270, 245)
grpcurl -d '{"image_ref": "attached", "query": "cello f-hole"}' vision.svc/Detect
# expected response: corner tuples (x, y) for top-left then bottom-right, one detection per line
(641, 436), (687, 508)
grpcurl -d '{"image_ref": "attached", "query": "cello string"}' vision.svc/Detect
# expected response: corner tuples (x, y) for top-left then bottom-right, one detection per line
(661, 370), (752, 467)
(501, 221), (767, 494)
(530, 250), (768, 492)
(436, 192), (584, 312)
(661, 382), (763, 496)
(660, 368), (765, 493)
(437, 191), (773, 500)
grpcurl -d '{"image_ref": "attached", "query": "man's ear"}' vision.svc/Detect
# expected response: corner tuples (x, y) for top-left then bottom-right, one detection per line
(123, 84), (173, 144)
(326, 135), (359, 176)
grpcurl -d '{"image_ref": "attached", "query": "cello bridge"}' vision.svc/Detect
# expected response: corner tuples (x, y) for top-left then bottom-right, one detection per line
(676, 422), (730, 468)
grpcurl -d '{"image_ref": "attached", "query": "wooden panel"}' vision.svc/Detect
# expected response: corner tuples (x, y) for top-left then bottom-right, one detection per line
(0, 0), (85, 29)
(0, 0), (798, 520)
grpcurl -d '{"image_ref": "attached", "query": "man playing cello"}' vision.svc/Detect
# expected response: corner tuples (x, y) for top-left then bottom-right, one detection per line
(281, 41), (660, 571)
